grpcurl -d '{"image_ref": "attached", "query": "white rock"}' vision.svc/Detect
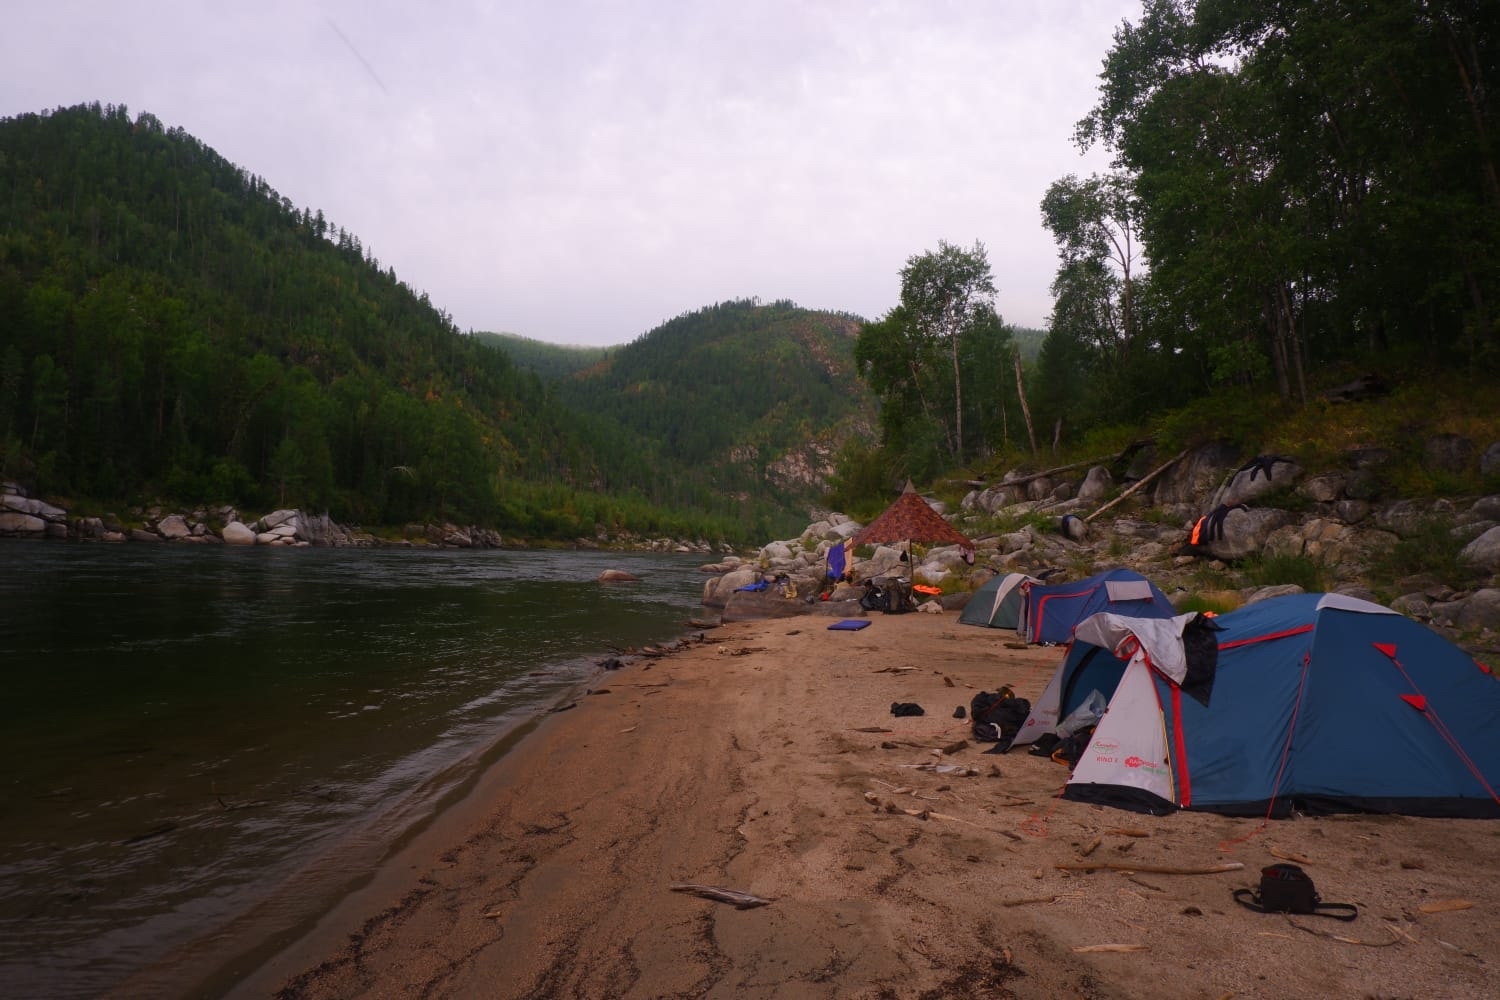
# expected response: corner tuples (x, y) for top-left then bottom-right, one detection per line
(222, 521), (256, 545)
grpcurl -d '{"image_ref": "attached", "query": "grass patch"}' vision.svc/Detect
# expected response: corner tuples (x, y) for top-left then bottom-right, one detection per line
(1242, 552), (1327, 593)
(1174, 592), (1242, 615)
(1366, 518), (1487, 590)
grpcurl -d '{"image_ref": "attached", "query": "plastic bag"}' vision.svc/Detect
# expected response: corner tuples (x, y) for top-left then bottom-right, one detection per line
(1057, 689), (1107, 737)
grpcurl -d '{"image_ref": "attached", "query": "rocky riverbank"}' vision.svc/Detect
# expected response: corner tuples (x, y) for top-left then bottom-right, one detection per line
(0, 481), (723, 553)
(702, 438), (1500, 656)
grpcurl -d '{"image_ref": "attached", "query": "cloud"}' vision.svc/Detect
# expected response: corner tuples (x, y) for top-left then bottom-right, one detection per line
(1, 0), (1138, 345)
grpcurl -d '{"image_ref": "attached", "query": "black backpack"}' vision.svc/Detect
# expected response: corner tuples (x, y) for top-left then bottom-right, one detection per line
(969, 687), (1031, 751)
(1233, 864), (1357, 921)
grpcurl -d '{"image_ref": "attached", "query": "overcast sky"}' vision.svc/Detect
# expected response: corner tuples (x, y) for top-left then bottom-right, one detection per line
(3, 1), (1140, 346)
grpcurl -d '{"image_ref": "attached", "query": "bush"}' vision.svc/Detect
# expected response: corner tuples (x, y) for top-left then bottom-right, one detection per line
(1243, 552), (1326, 592)
(1367, 518), (1488, 590)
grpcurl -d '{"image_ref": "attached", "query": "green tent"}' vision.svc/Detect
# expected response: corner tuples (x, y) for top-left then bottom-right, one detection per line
(958, 572), (1037, 629)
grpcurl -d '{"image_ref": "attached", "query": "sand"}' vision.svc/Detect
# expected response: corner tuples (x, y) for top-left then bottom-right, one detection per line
(236, 611), (1500, 1000)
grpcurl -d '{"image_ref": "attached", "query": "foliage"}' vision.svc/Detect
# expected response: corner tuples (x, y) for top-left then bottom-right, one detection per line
(473, 332), (611, 381)
(855, 241), (1021, 477)
(823, 439), (898, 520)
(1242, 552), (1326, 593)
(1153, 387), (1282, 454)
(1014, 0), (1500, 458)
(1173, 593), (1240, 615)
(0, 104), (867, 543)
(1366, 518), (1489, 593)
(550, 298), (876, 520)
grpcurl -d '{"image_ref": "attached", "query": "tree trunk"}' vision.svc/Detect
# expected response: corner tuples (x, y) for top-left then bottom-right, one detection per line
(951, 335), (963, 463)
(1013, 349), (1037, 457)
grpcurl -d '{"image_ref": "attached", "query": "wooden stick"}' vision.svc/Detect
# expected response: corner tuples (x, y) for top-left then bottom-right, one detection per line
(1072, 943), (1148, 953)
(1084, 448), (1188, 523)
(1079, 836), (1103, 857)
(1056, 861), (1245, 875)
(1418, 899), (1474, 914)
(1270, 846), (1312, 865)
(959, 455), (1114, 491)
(1285, 916), (1401, 947)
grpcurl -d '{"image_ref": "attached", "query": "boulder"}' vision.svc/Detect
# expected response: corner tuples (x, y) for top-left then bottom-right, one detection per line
(1, 494), (66, 520)
(760, 540), (794, 563)
(1470, 495), (1500, 522)
(597, 569), (641, 583)
(260, 509), (298, 530)
(705, 568), (761, 607)
(1460, 525), (1500, 573)
(1215, 456), (1302, 507)
(1150, 440), (1241, 506)
(1390, 593), (1432, 619)
(0, 511), (46, 535)
(1198, 507), (1294, 561)
(1375, 499), (1456, 538)
(1243, 584), (1305, 604)
(1424, 434), (1475, 474)
(1077, 466), (1113, 502)
(721, 590), (807, 622)
(1299, 472), (1346, 504)
(157, 514), (191, 539)
(222, 521), (257, 545)
(1482, 442), (1500, 478)
(1453, 589), (1500, 633)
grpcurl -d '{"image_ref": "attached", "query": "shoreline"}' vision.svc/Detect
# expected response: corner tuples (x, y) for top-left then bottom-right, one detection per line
(180, 611), (1499, 999)
(109, 624), (710, 1000)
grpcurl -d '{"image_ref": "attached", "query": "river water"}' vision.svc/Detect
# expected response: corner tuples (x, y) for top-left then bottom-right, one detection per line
(0, 542), (714, 998)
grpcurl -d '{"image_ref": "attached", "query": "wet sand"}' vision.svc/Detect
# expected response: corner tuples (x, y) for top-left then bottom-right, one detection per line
(224, 611), (1499, 999)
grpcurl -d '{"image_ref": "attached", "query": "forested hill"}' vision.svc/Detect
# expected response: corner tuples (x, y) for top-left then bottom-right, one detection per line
(0, 103), (857, 541)
(554, 299), (877, 505)
(472, 331), (611, 381)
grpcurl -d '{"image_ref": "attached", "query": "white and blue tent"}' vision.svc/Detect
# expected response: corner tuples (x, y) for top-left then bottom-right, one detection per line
(1014, 593), (1500, 818)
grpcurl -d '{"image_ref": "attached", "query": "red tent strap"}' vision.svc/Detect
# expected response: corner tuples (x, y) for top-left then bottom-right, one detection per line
(1400, 693), (1426, 711)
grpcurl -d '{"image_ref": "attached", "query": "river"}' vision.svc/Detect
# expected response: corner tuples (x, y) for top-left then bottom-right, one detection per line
(0, 541), (714, 998)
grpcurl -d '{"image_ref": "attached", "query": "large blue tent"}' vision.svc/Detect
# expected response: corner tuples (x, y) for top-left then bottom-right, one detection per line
(1013, 593), (1500, 818)
(1017, 567), (1176, 644)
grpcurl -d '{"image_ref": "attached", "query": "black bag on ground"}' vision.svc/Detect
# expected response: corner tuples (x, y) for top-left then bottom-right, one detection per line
(1232, 864), (1358, 921)
(1049, 727), (1094, 768)
(969, 687), (1031, 751)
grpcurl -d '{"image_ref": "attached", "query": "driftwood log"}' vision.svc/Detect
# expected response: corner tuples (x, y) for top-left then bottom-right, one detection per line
(1085, 448), (1190, 523)
(1056, 860), (1245, 875)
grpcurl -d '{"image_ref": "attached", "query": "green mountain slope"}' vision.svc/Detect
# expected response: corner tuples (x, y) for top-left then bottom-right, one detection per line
(553, 299), (877, 511)
(472, 331), (611, 382)
(0, 103), (877, 541)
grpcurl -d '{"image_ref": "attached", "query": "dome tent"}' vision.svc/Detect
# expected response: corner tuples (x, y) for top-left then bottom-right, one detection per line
(957, 572), (1038, 629)
(1016, 567), (1175, 645)
(1012, 594), (1500, 818)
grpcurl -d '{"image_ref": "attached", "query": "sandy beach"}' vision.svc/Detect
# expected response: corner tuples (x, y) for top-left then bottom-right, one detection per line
(230, 610), (1499, 1000)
